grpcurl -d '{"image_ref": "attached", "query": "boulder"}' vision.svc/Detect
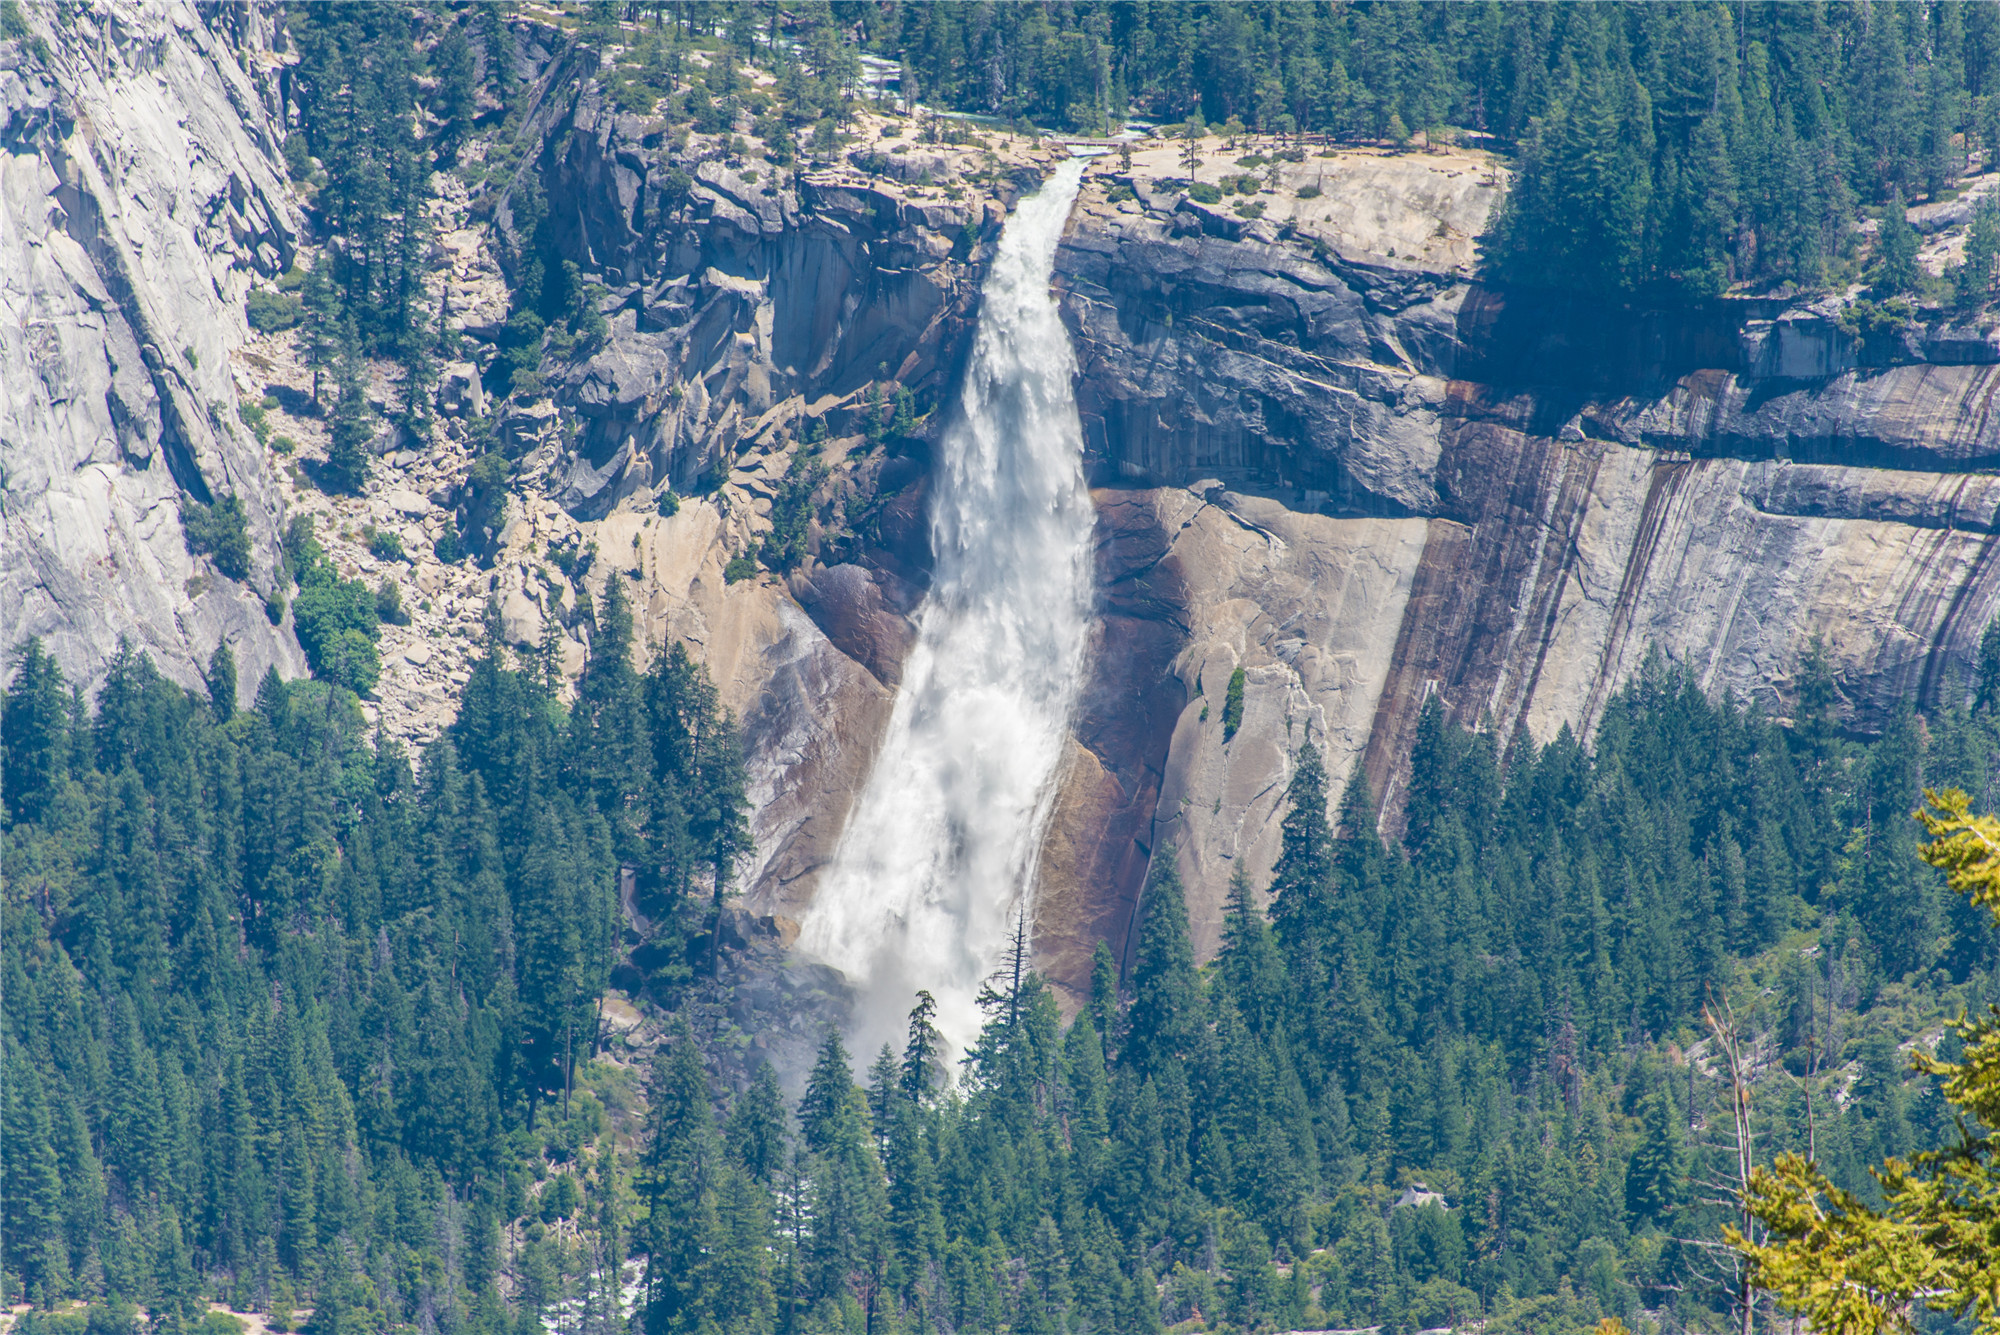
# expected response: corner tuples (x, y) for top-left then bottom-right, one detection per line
(499, 587), (542, 647)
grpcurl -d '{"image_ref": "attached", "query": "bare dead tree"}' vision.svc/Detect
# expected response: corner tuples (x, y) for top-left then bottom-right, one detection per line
(1702, 995), (1760, 1335)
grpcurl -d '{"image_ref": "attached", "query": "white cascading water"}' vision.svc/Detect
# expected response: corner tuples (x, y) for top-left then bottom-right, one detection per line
(799, 158), (1093, 1053)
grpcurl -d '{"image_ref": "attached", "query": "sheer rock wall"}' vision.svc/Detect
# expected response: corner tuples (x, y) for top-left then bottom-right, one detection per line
(1039, 147), (2000, 971)
(493, 71), (1062, 929)
(2, 1), (305, 704)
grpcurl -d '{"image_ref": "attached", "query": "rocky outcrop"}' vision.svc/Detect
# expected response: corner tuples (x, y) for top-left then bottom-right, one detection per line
(497, 78), (1038, 523)
(1033, 143), (2000, 980)
(26, 11), (1999, 1026)
(2, 1), (305, 703)
(478, 73), (1068, 919)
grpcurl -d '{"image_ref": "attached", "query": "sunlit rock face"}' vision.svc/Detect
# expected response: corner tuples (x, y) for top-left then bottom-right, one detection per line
(1036, 146), (2000, 984)
(3, 1), (305, 704)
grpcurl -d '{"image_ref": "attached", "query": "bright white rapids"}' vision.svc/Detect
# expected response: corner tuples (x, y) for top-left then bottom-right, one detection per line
(798, 158), (1093, 1054)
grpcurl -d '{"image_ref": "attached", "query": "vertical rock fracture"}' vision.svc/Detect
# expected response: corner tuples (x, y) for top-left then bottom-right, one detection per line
(799, 159), (1092, 1051)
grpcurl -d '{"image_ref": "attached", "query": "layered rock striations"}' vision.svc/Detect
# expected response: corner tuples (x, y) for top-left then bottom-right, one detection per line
(1041, 144), (2000, 967)
(2, 1), (305, 703)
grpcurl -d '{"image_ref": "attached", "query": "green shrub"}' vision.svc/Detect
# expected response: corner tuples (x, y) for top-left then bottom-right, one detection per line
(282, 133), (311, 181)
(724, 555), (758, 583)
(657, 490), (681, 518)
(238, 398), (272, 445)
(1296, 184), (1322, 199)
(434, 519), (464, 564)
(14, 1311), (87, 1335)
(286, 516), (381, 693)
(200, 1313), (247, 1335)
(760, 452), (829, 573)
(540, 1170), (582, 1221)
(319, 627), (381, 696)
(1189, 181), (1222, 204)
(1233, 199), (1267, 220)
(1222, 666), (1246, 741)
(246, 287), (303, 332)
(375, 578), (410, 625)
(1106, 183), (1137, 203)
(182, 494), (253, 581)
(366, 527), (406, 562)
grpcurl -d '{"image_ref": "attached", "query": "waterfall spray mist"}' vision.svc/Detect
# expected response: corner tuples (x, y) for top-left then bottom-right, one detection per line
(798, 158), (1093, 1056)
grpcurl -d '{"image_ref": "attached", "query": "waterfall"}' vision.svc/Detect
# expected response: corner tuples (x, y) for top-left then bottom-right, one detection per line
(798, 158), (1093, 1054)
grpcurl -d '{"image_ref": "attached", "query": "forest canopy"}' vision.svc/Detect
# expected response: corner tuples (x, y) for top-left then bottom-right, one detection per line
(8, 627), (1999, 1335)
(14, 4), (2000, 1335)
(875, 0), (1999, 298)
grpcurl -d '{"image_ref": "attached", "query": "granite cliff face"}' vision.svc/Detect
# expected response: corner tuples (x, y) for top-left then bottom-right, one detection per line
(3, 0), (304, 704)
(1039, 144), (2000, 968)
(15, 12), (2000, 1008)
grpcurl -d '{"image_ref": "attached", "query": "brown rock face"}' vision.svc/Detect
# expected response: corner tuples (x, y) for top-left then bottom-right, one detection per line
(791, 564), (921, 689)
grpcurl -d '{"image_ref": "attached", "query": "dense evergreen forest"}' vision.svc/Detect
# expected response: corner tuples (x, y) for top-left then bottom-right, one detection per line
(9, 616), (2000, 1335)
(873, 0), (2000, 298)
(0, 575), (749, 1334)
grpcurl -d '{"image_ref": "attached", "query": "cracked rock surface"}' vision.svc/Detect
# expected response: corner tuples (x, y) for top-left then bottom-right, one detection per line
(3, 0), (304, 703)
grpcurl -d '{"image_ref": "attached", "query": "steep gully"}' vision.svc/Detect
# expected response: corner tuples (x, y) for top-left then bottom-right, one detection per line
(16, 11), (2000, 1034)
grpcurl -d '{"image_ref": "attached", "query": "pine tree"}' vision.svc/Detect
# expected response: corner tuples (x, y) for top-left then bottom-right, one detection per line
(4, 638), (72, 824)
(726, 1062), (791, 1188)
(205, 642), (238, 720)
(885, 1103), (945, 1312)
(1125, 854), (1202, 1080)
(1626, 1088), (1686, 1225)
(800, 1028), (858, 1155)
(1958, 196), (2000, 305)
(325, 315), (373, 493)
(901, 990), (946, 1103)
(1874, 189), (1922, 296)
(430, 24), (478, 163)
(711, 1166), (777, 1334)
(639, 1018), (723, 1334)
(1980, 617), (2000, 713)
(866, 1043), (900, 1155)
(1268, 740), (1334, 946)
(300, 262), (342, 408)
(1089, 940), (1122, 1053)
(1217, 864), (1285, 1037)
(3, 1049), (70, 1303)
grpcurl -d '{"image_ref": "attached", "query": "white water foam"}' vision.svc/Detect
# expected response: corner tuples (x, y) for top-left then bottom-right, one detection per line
(798, 158), (1093, 1055)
